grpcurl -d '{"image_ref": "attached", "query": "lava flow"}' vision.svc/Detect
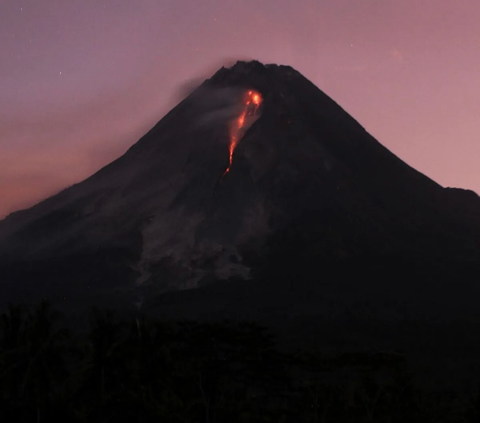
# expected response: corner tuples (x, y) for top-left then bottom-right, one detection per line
(222, 90), (262, 179)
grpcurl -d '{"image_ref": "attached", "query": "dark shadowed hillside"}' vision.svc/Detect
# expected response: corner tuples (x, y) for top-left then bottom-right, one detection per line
(1, 62), (480, 390)
(1, 60), (479, 313)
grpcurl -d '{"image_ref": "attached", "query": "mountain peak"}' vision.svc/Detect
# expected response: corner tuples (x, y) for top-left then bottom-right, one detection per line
(207, 60), (298, 92)
(1, 61), (480, 310)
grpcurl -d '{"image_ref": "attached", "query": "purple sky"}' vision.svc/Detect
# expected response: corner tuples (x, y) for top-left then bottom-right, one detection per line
(1, 0), (480, 218)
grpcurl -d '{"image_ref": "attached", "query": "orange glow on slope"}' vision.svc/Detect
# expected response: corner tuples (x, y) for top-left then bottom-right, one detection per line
(222, 90), (262, 179)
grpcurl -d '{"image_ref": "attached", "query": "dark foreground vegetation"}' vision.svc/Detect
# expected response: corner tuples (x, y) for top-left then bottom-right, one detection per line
(1, 300), (480, 423)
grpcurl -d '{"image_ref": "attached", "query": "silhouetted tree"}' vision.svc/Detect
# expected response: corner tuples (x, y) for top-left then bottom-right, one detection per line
(0, 300), (72, 422)
(2, 299), (480, 422)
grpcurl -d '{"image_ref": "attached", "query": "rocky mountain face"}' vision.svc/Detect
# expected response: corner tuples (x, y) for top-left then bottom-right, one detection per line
(1, 60), (480, 312)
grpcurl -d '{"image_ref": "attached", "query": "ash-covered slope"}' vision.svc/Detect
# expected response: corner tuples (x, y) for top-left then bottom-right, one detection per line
(1, 60), (480, 309)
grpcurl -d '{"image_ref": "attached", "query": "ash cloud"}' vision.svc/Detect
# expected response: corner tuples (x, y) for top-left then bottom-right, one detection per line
(192, 86), (245, 128)
(173, 78), (259, 132)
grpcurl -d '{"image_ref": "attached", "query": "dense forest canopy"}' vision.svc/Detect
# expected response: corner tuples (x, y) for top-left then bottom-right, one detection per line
(1, 300), (480, 423)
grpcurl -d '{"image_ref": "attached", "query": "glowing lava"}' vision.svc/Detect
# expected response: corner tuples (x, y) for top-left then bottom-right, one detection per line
(222, 90), (262, 179)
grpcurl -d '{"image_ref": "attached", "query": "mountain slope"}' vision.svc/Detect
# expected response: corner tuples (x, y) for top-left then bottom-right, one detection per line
(1, 60), (479, 310)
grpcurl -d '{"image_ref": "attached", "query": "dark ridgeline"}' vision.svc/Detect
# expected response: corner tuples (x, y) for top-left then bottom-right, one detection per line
(1, 60), (480, 401)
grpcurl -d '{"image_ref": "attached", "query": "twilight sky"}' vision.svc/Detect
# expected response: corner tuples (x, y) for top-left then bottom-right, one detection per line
(1, 0), (480, 218)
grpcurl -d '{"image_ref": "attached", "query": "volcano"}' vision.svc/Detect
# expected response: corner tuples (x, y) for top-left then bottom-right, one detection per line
(1, 60), (480, 314)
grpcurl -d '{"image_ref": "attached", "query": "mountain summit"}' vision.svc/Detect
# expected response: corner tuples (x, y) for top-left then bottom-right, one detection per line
(1, 60), (480, 309)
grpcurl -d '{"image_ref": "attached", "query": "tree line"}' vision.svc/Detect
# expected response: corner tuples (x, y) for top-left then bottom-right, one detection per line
(1, 300), (479, 423)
